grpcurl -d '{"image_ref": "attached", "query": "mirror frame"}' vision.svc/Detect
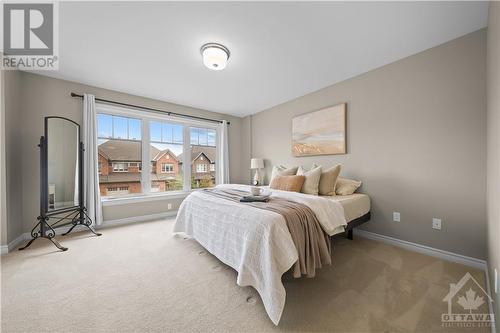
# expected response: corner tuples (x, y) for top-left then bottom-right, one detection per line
(43, 116), (83, 216)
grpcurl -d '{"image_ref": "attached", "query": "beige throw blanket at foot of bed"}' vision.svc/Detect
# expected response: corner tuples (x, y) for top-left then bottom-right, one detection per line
(202, 188), (332, 278)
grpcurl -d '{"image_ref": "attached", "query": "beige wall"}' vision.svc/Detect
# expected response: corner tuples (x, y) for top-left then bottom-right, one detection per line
(4, 72), (246, 241)
(2, 71), (24, 245)
(241, 116), (253, 184)
(103, 198), (185, 222)
(249, 30), (487, 259)
(2, 28), (491, 266)
(486, 2), (500, 322)
(0, 69), (7, 246)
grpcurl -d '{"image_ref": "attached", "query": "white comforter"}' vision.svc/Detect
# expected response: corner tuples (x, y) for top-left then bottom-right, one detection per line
(173, 184), (347, 325)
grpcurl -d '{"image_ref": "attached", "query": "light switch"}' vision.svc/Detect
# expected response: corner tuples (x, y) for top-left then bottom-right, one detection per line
(432, 218), (442, 230)
(393, 212), (400, 222)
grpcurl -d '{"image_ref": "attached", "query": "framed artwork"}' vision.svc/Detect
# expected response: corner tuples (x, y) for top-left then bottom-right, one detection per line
(292, 103), (346, 156)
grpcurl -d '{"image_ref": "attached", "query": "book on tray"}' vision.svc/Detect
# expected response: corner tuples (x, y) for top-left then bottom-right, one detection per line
(240, 195), (270, 203)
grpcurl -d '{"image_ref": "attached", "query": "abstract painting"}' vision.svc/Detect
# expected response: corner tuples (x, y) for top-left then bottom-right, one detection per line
(292, 103), (346, 156)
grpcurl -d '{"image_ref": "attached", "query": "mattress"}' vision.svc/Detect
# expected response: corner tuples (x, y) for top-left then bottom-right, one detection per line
(320, 193), (371, 222)
(174, 184), (347, 325)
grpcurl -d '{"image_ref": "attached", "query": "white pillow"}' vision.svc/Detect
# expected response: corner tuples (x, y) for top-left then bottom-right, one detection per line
(296, 165), (322, 195)
(270, 165), (298, 183)
(335, 178), (362, 195)
(312, 163), (342, 196)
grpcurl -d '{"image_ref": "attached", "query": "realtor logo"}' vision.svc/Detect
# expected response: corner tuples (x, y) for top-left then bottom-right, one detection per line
(2, 2), (58, 69)
(442, 272), (494, 328)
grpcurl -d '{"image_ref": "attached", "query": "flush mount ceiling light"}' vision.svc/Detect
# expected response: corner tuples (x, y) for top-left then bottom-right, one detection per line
(200, 43), (230, 71)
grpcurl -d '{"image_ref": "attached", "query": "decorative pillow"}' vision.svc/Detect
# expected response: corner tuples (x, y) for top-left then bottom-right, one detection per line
(314, 164), (342, 196)
(270, 165), (298, 183)
(296, 165), (322, 195)
(269, 175), (305, 193)
(335, 177), (362, 195)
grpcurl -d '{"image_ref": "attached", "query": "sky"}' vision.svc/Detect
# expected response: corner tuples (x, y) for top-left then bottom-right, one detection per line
(97, 114), (216, 146)
(97, 114), (216, 157)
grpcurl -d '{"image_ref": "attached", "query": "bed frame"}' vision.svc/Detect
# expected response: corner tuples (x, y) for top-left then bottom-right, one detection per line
(343, 212), (371, 240)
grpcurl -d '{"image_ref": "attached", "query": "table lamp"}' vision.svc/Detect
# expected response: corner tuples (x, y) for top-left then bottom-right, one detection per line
(250, 158), (264, 185)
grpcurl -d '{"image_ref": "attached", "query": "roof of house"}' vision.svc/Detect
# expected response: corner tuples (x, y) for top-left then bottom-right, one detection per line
(178, 146), (216, 164)
(99, 172), (183, 184)
(99, 140), (215, 163)
(99, 140), (160, 161)
(99, 173), (141, 183)
(152, 149), (179, 162)
(151, 173), (181, 182)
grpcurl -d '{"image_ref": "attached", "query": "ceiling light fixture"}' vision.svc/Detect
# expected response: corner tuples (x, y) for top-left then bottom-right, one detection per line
(200, 43), (230, 71)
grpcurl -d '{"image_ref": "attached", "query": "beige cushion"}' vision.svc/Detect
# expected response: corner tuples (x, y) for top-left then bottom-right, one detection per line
(315, 164), (342, 196)
(270, 165), (298, 183)
(296, 165), (322, 195)
(335, 177), (362, 195)
(270, 175), (305, 193)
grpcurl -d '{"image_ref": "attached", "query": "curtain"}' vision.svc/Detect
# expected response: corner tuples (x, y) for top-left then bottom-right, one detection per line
(83, 94), (102, 225)
(73, 134), (79, 206)
(217, 120), (230, 184)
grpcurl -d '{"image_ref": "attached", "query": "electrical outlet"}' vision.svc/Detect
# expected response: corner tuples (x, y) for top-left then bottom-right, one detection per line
(495, 268), (498, 294)
(393, 212), (400, 222)
(432, 218), (441, 230)
(167, 203), (172, 210)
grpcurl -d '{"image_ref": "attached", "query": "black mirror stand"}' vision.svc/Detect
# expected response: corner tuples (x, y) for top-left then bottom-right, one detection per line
(19, 128), (102, 252)
(19, 215), (68, 251)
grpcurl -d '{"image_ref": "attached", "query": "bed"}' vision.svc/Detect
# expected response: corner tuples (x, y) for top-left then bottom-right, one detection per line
(174, 184), (371, 325)
(321, 193), (371, 240)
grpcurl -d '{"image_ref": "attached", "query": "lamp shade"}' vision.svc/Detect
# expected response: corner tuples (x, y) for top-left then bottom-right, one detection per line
(250, 158), (264, 169)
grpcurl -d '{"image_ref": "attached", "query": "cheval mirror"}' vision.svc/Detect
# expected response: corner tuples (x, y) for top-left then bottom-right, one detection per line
(19, 116), (102, 252)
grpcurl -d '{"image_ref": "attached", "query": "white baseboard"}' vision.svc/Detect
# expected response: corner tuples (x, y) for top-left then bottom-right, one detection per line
(0, 212), (177, 254)
(99, 211), (177, 229)
(354, 229), (498, 331)
(1, 224), (90, 254)
(485, 264), (497, 333)
(0, 233), (28, 254)
(354, 229), (487, 271)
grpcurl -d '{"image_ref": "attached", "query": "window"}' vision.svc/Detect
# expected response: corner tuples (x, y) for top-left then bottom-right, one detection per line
(150, 121), (183, 193)
(190, 127), (216, 146)
(196, 164), (208, 173)
(190, 127), (216, 189)
(98, 114), (141, 140)
(97, 106), (219, 199)
(98, 163), (102, 174)
(107, 186), (129, 195)
(112, 162), (128, 172)
(108, 186), (129, 191)
(98, 114), (142, 198)
(161, 163), (174, 173)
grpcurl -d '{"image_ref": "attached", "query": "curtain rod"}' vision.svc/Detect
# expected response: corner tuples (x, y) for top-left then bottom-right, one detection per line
(70, 93), (230, 125)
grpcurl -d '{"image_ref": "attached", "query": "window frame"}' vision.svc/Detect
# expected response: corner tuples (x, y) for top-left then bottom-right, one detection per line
(112, 162), (129, 172)
(196, 164), (208, 173)
(161, 163), (174, 173)
(96, 103), (220, 202)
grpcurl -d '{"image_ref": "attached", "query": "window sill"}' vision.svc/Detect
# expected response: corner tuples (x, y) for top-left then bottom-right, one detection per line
(101, 190), (192, 206)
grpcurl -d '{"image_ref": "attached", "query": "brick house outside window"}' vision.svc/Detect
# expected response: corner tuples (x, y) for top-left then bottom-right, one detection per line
(99, 140), (206, 196)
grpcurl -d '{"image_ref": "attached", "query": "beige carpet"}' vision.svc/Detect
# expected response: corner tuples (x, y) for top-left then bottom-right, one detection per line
(1, 219), (490, 332)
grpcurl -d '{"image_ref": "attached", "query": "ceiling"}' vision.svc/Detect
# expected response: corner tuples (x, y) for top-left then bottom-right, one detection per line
(38, 1), (488, 117)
